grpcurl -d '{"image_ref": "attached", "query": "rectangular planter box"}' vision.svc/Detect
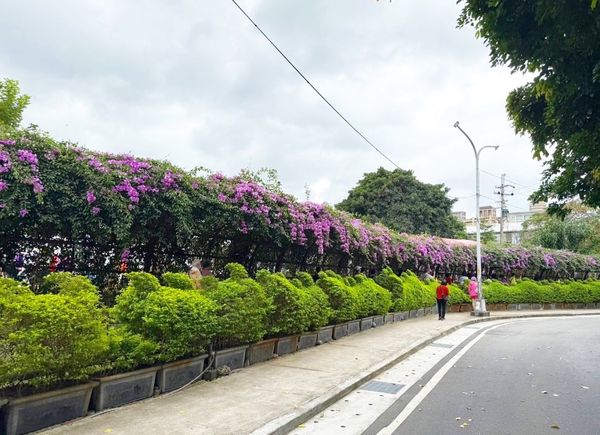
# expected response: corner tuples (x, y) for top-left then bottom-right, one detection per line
(360, 317), (373, 331)
(416, 308), (424, 317)
(247, 339), (277, 365)
(298, 332), (318, 350)
(586, 303), (597, 309)
(507, 304), (518, 311)
(531, 303), (542, 310)
(384, 313), (394, 324)
(372, 315), (384, 327)
(3, 383), (96, 435)
(333, 323), (348, 340)
(563, 303), (577, 309)
(448, 304), (460, 313)
(424, 307), (432, 315)
(543, 303), (556, 310)
(393, 312), (406, 322)
(157, 354), (207, 393)
(92, 366), (158, 412)
(575, 303), (586, 309)
(518, 304), (531, 310)
(214, 345), (248, 370)
(459, 304), (472, 312)
(276, 335), (299, 356)
(317, 326), (334, 344)
(347, 320), (360, 335)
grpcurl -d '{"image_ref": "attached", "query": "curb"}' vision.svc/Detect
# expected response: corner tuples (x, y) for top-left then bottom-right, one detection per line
(253, 311), (600, 435)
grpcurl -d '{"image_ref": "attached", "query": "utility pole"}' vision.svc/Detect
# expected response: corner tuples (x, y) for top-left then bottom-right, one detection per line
(494, 174), (514, 243)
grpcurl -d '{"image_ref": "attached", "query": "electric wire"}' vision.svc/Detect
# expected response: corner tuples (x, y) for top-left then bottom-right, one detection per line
(230, 0), (401, 170)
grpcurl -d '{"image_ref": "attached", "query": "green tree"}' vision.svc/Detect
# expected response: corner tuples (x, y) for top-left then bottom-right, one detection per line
(0, 78), (30, 134)
(458, 1), (600, 214)
(522, 207), (600, 255)
(336, 167), (464, 237)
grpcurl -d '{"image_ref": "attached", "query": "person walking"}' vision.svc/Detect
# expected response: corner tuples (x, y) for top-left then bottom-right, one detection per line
(468, 277), (479, 311)
(436, 278), (450, 320)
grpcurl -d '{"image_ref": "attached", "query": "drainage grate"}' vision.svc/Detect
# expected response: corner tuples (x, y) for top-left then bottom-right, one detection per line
(430, 342), (454, 348)
(359, 380), (405, 395)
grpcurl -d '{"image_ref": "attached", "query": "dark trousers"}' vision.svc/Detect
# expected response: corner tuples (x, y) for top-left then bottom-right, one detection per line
(437, 298), (447, 319)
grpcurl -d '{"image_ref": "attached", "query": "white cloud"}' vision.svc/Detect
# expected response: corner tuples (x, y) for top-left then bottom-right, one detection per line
(0, 0), (543, 219)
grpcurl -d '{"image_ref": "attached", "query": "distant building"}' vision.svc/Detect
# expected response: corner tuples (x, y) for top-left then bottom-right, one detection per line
(452, 211), (466, 221)
(454, 203), (547, 244)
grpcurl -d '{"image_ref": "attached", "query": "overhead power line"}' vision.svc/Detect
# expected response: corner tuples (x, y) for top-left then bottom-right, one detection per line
(230, 0), (401, 170)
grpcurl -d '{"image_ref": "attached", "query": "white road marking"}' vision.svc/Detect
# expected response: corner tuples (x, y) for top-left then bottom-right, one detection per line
(291, 327), (477, 434)
(377, 322), (511, 435)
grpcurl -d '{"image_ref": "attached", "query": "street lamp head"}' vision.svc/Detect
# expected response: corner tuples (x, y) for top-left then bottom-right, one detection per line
(494, 145), (500, 150)
(453, 121), (460, 128)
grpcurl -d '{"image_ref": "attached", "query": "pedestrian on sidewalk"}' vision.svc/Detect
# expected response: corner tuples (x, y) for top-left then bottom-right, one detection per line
(468, 276), (478, 310)
(436, 278), (450, 320)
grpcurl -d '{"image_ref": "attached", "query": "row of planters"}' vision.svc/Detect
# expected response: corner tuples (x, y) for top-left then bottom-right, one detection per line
(0, 265), (440, 435)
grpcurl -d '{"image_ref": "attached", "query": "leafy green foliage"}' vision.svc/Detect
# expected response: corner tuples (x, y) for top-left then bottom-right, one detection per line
(161, 272), (194, 290)
(336, 167), (464, 237)
(458, 1), (600, 212)
(0, 277), (108, 394)
(484, 279), (599, 304)
(204, 263), (270, 345)
(352, 274), (392, 316)
(256, 269), (309, 336)
(113, 272), (218, 363)
(294, 272), (330, 330)
(523, 209), (600, 255)
(317, 271), (359, 323)
(0, 78), (30, 134)
(375, 269), (435, 311)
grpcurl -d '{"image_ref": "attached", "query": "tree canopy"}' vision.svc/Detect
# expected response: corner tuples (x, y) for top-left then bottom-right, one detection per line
(336, 167), (464, 238)
(458, 0), (600, 214)
(0, 78), (30, 134)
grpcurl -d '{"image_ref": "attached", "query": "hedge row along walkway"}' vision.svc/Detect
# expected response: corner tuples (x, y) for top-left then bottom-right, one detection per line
(43, 309), (600, 435)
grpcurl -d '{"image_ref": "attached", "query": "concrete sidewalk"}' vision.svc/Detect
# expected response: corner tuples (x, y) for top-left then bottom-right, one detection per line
(43, 310), (600, 435)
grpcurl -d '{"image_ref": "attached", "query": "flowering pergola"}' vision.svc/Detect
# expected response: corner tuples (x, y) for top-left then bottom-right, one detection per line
(1, 130), (598, 291)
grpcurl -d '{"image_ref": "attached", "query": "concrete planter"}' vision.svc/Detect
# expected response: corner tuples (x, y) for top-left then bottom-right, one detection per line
(372, 315), (384, 327)
(360, 317), (373, 331)
(92, 366), (158, 412)
(531, 303), (542, 310)
(158, 354), (207, 393)
(247, 339), (277, 365)
(563, 303), (577, 309)
(214, 345), (248, 370)
(459, 304), (472, 312)
(518, 304), (531, 310)
(508, 304), (518, 311)
(276, 335), (299, 356)
(2, 383), (96, 435)
(298, 331), (318, 350)
(347, 320), (360, 335)
(424, 307), (432, 315)
(317, 326), (334, 344)
(408, 310), (418, 318)
(415, 308), (425, 317)
(586, 303), (597, 309)
(575, 303), (587, 309)
(333, 323), (348, 340)
(543, 303), (556, 310)
(384, 313), (394, 324)
(393, 312), (406, 322)
(448, 304), (461, 313)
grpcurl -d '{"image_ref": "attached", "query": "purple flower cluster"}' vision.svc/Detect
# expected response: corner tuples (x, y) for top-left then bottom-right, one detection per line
(0, 180), (8, 191)
(86, 191), (96, 203)
(17, 149), (39, 166)
(0, 151), (11, 174)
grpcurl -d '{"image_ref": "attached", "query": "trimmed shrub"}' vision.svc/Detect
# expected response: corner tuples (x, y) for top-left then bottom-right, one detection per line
(317, 271), (358, 323)
(375, 267), (403, 302)
(205, 263), (270, 346)
(397, 271), (435, 311)
(0, 278), (109, 395)
(353, 274), (392, 316)
(294, 272), (330, 330)
(447, 284), (470, 304)
(161, 272), (194, 290)
(256, 270), (309, 336)
(113, 272), (218, 363)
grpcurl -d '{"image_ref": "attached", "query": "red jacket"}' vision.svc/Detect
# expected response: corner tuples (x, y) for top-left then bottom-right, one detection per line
(436, 284), (449, 300)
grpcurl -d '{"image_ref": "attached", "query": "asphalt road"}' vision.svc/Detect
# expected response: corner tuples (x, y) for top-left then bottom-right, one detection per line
(295, 316), (600, 435)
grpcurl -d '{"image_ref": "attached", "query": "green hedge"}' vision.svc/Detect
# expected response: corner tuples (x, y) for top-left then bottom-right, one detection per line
(0, 276), (109, 393)
(484, 279), (600, 304)
(3, 266), (599, 397)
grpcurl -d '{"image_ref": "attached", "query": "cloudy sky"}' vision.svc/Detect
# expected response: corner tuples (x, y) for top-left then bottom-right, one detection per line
(0, 0), (543, 217)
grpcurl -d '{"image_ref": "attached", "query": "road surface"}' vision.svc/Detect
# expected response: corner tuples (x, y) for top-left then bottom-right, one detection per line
(293, 316), (600, 435)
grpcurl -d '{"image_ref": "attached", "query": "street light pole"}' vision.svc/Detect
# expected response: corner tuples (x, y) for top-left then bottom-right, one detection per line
(454, 121), (499, 317)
